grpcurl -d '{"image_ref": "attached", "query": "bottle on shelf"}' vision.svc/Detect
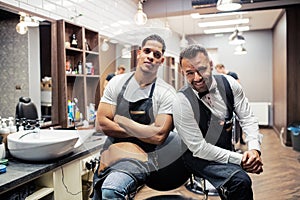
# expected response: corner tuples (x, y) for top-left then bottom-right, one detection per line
(66, 60), (72, 74)
(73, 63), (78, 74)
(85, 62), (94, 75)
(74, 98), (80, 122)
(77, 61), (83, 74)
(67, 100), (74, 126)
(84, 38), (90, 51)
(70, 33), (78, 48)
(91, 65), (94, 75)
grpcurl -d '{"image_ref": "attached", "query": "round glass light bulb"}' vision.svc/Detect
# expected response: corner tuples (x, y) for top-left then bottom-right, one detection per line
(134, 10), (147, 25)
(16, 22), (28, 35)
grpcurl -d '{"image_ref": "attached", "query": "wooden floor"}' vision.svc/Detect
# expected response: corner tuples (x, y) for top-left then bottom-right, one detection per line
(134, 128), (300, 200)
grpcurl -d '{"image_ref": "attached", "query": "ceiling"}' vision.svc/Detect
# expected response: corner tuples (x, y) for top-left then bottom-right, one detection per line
(141, 0), (299, 37)
(0, 0), (299, 47)
(152, 8), (283, 36)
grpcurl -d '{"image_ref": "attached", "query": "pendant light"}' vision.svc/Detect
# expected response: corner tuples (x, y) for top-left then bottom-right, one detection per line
(234, 44), (247, 55)
(16, 12), (39, 34)
(180, 34), (188, 49)
(16, 15), (28, 35)
(217, 0), (242, 11)
(134, 0), (147, 25)
(228, 29), (245, 45)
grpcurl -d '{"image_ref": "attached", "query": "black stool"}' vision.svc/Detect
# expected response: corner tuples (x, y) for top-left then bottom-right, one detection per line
(185, 174), (220, 200)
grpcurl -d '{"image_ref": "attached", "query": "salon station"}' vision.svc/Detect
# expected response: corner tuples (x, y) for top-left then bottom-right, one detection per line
(1, 0), (300, 199)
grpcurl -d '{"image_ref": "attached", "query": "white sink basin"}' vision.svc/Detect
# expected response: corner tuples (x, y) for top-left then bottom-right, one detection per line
(7, 129), (94, 161)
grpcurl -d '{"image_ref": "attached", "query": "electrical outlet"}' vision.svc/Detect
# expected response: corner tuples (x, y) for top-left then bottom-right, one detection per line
(82, 157), (93, 171)
(81, 154), (99, 172)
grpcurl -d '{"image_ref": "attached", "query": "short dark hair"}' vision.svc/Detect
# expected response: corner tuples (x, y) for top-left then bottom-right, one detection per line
(179, 44), (209, 67)
(141, 34), (166, 54)
(215, 64), (225, 69)
(118, 65), (126, 71)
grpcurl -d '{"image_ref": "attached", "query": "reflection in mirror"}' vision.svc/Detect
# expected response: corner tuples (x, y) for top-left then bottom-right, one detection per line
(0, 6), (57, 127)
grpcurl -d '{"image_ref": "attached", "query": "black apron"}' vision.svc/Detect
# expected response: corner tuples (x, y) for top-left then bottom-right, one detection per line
(104, 73), (157, 153)
(91, 73), (157, 198)
(93, 73), (189, 196)
(111, 73), (190, 191)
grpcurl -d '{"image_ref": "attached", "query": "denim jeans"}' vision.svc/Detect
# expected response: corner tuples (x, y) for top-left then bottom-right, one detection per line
(92, 171), (138, 200)
(92, 158), (150, 200)
(183, 150), (253, 200)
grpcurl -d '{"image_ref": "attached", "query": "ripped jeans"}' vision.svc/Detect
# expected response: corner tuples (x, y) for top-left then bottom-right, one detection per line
(183, 150), (253, 200)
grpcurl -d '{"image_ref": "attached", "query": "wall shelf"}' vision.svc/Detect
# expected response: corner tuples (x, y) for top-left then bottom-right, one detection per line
(57, 20), (101, 128)
(25, 187), (54, 200)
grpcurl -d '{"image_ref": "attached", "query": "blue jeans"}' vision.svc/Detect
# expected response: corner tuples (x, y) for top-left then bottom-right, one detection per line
(92, 171), (138, 200)
(183, 150), (253, 200)
(92, 159), (150, 200)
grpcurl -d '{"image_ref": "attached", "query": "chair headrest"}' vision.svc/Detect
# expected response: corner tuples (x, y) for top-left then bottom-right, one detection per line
(19, 97), (31, 103)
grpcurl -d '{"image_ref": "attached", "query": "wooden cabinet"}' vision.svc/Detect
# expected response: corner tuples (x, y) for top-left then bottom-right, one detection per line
(19, 152), (99, 200)
(57, 20), (100, 128)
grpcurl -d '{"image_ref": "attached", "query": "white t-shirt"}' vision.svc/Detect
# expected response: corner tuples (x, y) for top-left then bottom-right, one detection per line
(101, 72), (176, 117)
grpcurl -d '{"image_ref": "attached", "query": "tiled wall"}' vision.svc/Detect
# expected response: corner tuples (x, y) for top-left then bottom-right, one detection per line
(0, 17), (29, 119)
(1, 0), (138, 39)
(0, 0), (177, 49)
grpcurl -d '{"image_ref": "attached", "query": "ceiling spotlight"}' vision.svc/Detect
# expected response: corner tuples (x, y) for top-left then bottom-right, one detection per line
(234, 44), (247, 55)
(101, 39), (109, 52)
(229, 29), (245, 45)
(134, 0), (147, 25)
(217, 0), (242, 11)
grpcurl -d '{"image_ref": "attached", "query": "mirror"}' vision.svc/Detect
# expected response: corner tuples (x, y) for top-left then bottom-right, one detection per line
(0, 5), (58, 127)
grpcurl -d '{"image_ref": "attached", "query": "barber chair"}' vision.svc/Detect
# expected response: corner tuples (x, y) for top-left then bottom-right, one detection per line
(15, 97), (39, 129)
(16, 97), (38, 120)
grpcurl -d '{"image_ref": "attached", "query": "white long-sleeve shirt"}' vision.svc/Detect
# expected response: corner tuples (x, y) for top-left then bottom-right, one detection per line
(173, 75), (263, 165)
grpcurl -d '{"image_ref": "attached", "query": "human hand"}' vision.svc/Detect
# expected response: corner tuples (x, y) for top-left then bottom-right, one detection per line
(241, 149), (263, 174)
